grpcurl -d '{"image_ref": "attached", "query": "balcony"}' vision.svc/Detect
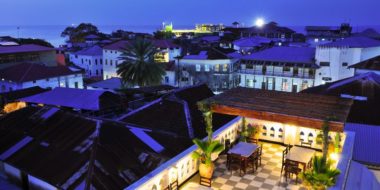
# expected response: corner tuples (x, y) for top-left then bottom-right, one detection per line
(238, 69), (315, 79)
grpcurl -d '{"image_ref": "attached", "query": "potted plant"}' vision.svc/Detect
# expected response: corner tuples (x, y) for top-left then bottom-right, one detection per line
(248, 124), (260, 139)
(193, 101), (224, 179)
(192, 139), (224, 178)
(316, 132), (323, 145)
(299, 156), (341, 190)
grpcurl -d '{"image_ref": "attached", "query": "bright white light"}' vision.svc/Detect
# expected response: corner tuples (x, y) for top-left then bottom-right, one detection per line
(255, 18), (265, 27)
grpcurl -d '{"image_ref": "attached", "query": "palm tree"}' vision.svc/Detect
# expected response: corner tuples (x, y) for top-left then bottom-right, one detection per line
(299, 156), (340, 190)
(117, 39), (165, 87)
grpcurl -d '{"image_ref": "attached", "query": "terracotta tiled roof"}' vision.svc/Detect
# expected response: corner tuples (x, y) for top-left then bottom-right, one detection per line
(0, 44), (54, 54)
(0, 63), (82, 83)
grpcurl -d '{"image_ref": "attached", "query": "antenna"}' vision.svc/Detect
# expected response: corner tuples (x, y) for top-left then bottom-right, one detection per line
(17, 26), (20, 39)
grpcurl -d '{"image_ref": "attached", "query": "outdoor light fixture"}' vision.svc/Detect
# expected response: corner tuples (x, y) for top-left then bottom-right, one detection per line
(255, 18), (265, 27)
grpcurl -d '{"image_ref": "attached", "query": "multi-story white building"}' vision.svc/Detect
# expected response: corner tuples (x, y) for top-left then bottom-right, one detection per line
(0, 63), (83, 92)
(179, 48), (239, 93)
(238, 46), (317, 92)
(102, 40), (181, 81)
(315, 36), (380, 85)
(69, 45), (103, 78)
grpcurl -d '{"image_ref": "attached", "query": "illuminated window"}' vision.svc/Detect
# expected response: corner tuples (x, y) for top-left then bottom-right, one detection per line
(301, 81), (309, 90)
(196, 64), (201, 72)
(205, 65), (210, 72)
(282, 79), (288, 91)
(214, 64), (220, 72)
(223, 64), (228, 72)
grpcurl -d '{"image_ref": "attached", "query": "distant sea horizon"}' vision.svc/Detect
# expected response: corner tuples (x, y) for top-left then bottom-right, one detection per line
(0, 24), (380, 47)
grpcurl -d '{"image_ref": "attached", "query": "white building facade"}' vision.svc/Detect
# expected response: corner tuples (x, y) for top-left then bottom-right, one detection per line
(238, 46), (317, 92)
(69, 45), (103, 78)
(315, 36), (380, 85)
(179, 50), (239, 93)
(0, 63), (84, 93)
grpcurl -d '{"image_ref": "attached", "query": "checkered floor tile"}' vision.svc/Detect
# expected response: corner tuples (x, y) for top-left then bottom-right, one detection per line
(182, 142), (308, 190)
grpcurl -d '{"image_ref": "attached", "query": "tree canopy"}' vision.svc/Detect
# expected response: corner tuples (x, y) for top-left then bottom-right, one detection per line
(61, 23), (100, 43)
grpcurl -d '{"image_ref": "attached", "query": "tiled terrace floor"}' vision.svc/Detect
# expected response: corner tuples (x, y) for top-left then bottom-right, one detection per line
(181, 142), (309, 190)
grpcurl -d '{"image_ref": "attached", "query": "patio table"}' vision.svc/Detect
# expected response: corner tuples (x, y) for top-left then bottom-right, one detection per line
(228, 142), (259, 174)
(228, 142), (258, 158)
(286, 146), (315, 171)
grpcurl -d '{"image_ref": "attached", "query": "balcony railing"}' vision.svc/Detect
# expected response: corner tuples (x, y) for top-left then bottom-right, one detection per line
(238, 69), (315, 79)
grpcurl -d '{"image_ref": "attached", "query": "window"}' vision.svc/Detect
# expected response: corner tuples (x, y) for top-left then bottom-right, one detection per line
(278, 128), (283, 138)
(75, 55), (78, 58)
(105, 59), (108, 65)
(205, 65), (210, 72)
(270, 127), (275, 137)
(100, 59), (103, 65)
(223, 64), (228, 72)
(322, 77), (332, 81)
(214, 64), (220, 72)
(196, 64), (201, 72)
(320, 62), (330, 67)
(165, 76), (169, 83)
(74, 82), (78, 89)
(89, 60), (91, 65)
(283, 67), (291, 72)
(96, 70), (98, 75)
(33, 80), (36, 84)
(342, 62), (348, 67)
(301, 81), (309, 90)
(110, 60), (113, 66)
(300, 131), (305, 142)
(95, 59), (98, 65)
(81, 59), (84, 64)
(282, 79), (288, 91)
(308, 133), (314, 143)
(262, 126), (267, 136)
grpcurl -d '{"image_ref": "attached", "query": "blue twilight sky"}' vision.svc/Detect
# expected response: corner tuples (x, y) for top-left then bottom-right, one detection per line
(1, 0), (379, 27)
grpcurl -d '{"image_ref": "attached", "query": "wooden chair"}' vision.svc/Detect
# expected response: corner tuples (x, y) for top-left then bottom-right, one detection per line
(247, 137), (258, 144)
(227, 153), (244, 176)
(199, 176), (212, 187)
(248, 150), (259, 173)
(224, 139), (231, 154)
(281, 148), (288, 174)
(257, 144), (263, 166)
(284, 160), (302, 184)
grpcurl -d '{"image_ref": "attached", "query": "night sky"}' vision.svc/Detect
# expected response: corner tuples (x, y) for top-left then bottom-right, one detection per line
(1, 0), (379, 26)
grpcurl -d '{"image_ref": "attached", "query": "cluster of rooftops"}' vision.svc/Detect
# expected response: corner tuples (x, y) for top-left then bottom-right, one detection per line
(1, 70), (380, 188)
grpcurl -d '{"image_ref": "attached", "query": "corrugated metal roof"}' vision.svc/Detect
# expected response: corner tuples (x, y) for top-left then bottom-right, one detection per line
(0, 44), (54, 54)
(20, 87), (109, 111)
(345, 161), (380, 190)
(320, 36), (380, 48)
(242, 46), (316, 64)
(345, 123), (380, 165)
